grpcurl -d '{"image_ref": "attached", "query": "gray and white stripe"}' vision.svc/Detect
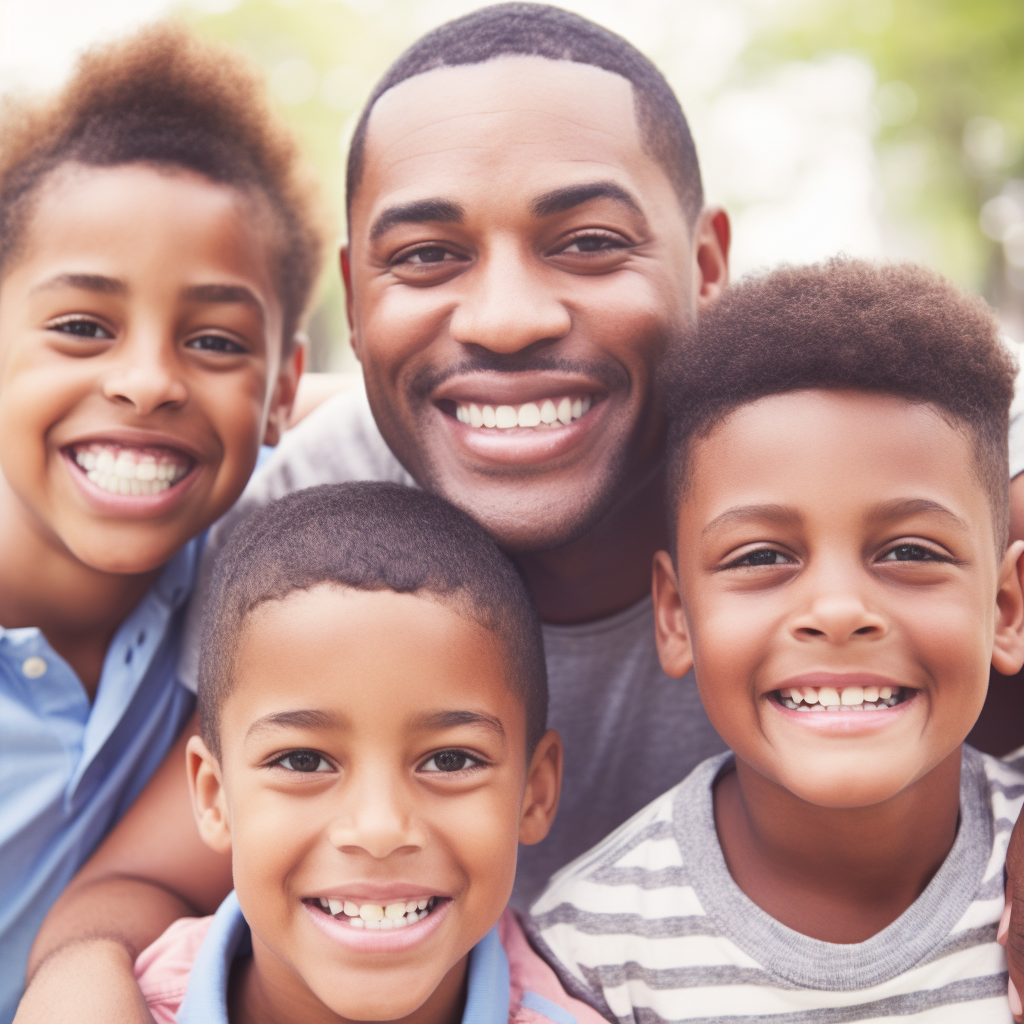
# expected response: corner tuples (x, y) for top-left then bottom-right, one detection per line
(530, 747), (1023, 1023)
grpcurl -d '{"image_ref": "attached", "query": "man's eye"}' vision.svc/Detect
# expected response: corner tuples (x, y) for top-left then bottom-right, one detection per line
(400, 246), (461, 265)
(881, 544), (941, 562)
(275, 750), (332, 773)
(186, 335), (246, 354)
(420, 750), (480, 773)
(729, 548), (791, 567)
(49, 318), (112, 339)
(559, 235), (623, 254)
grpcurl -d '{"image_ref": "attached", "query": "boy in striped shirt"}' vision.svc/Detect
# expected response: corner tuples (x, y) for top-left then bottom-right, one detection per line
(531, 259), (1024, 1022)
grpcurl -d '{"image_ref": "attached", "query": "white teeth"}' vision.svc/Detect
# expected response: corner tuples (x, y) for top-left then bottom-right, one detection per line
(350, 918), (364, 928)
(818, 686), (841, 707)
(380, 918), (394, 930)
(384, 902), (406, 920)
(417, 899), (428, 910)
(880, 686), (893, 699)
(328, 898), (343, 916)
(74, 444), (189, 497)
(802, 687), (819, 704)
(366, 920), (381, 930)
(455, 395), (594, 431)
(841, 686), (864, 706)
(344, 900), (359, 917)
(359, 903), (384, 922)
(320, 896), (436, 927)
(778, 685), (905, 712)
(405, 901), (419, 914)
(863, 686), (879, 702)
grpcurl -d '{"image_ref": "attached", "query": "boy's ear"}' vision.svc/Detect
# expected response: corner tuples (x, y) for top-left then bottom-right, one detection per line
(518, 729), (562, 846)
(340, 245), (360, 362)
(653, 550), (694, 679)
(262, 335), (306, 447)
(992, 539), (1024, 676)
(186, 734), (232, 856)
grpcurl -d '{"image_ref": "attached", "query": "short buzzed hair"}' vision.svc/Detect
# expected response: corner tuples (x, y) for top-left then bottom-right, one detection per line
(662, 258), (1017, 549)
(198, 482), (547, 758)
(346, 2), (702, 223)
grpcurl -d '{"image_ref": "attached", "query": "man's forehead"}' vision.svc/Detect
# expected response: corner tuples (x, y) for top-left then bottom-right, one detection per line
(355, 56), (674, 218)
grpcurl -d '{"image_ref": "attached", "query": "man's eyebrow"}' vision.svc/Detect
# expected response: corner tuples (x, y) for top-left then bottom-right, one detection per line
(369, 198), (465, 241)
(530, 180), (644, 219)
(868, 497), (969, 531)
(31, 273), (127, 296)
(411, 709), (506, 738)
(702, 504), (801, 536)
(245, 708), (342, 740)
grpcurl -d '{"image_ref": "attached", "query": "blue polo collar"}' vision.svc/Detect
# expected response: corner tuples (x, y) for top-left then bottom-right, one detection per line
(178, 891), (511, 1024)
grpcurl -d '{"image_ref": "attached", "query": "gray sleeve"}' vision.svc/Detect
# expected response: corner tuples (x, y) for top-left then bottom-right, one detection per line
(176, 383), (414, 692)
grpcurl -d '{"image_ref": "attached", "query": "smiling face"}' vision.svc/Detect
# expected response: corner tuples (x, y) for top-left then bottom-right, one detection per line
(654, 390), (1024, 809)
(346, 56), (722, 552)
(0, 163), (296, 575)
(188, 585), (558, 1024)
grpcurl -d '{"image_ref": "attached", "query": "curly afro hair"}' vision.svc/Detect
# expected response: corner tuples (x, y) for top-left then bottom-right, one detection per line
(662, 258), (1018, 549)
(0, 21), (326, 349)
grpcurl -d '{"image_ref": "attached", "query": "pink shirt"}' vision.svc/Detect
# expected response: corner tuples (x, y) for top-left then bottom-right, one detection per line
(135, 906), (606, 1024)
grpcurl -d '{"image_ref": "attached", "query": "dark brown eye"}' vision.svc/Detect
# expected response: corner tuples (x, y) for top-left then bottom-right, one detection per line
(422, 750), (478, 773)
(279, 750), (330, 773)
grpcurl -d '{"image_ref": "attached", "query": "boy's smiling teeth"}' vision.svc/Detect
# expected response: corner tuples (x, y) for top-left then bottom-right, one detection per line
(454, 395), (592, 430)
(310, 896), (438, 929)
(70, 443), (191, 496)
(775, 684), (907, 712)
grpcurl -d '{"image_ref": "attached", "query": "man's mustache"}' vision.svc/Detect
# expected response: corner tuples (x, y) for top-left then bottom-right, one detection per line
(410, 352), (630, 401)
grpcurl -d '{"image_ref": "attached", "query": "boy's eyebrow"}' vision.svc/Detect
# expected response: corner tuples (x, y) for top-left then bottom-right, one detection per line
(411, 709), (506, 737)
(530, 180), (644, 219)
(32, 273), (127, 296)
(369, 198), (465, 241)
(182, 283), (264, 312)
(868, 497), (969, 530)
(702, 503), (801, 535)
(245, 708), (341, 739)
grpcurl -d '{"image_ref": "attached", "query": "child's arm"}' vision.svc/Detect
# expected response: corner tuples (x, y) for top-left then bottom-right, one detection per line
(15, 712), (232, 1024)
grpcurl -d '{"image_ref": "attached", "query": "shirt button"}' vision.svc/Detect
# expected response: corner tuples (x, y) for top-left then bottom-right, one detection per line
(22, 656), (47, 678)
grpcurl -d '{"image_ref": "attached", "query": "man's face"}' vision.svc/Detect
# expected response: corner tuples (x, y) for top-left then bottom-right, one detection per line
(347, 56), (722, 552)
(655, 390), (1024, 809)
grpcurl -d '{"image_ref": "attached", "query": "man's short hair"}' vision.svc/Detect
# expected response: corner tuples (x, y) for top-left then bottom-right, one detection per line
(198, 482), (548, 757)
(346, 2), (702, 223)
(662, 258), (1018, 549)
(0, 22), (325, 349)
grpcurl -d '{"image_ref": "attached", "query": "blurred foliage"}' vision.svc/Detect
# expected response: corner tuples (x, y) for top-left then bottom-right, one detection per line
(182, 0), (422, 369)
(746, 0), (1024, 298)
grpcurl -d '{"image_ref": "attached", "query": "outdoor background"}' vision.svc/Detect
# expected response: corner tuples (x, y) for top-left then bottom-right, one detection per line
(1, 0), (1020, 370)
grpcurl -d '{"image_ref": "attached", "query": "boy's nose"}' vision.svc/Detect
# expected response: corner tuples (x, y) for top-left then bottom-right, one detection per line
(101, 343), (188, 415)
(326, 779), (424, 859)
(790, 592), (888, 644)
(448, 243), (571, 354)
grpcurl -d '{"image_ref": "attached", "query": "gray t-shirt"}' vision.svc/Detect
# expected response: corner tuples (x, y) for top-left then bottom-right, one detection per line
(530, 745), (1023, 1022)
(177, 384), (726, 907)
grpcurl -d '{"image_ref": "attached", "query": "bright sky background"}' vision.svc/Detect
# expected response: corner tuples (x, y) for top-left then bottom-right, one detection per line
(0, 0), (890, 281)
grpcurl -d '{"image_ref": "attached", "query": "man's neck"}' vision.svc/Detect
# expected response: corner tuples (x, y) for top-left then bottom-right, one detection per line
(0, 479), (158, 698)
(713, 748), (963, 944)
(514, 466), (668, 625)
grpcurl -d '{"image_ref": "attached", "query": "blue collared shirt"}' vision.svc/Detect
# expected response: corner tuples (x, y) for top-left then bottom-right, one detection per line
(0, 539), (200, 1023)
(177, 892), (577, 1024)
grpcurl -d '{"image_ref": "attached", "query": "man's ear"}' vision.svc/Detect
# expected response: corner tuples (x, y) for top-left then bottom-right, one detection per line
(340, 245), (361, 363)
(993, 539), (1024, 676)
(518, 730), (562, 846)
(694, 206), (730, 309)
(263, 336), (306, 447)
(186, 734), (232, 856)
(653, 550), (694, 679)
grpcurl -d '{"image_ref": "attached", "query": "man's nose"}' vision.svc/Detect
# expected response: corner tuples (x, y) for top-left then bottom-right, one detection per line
(448, 240), (571, 354)
(101, 331), (188, 415)
(326, 773), (424, 860)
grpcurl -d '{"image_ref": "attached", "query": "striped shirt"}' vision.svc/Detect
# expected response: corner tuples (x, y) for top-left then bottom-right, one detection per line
(530, 746), (1024, 1023)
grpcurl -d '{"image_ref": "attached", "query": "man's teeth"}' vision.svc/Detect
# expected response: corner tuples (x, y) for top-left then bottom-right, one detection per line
(73, 444), (190, 496)
(454, 395), (592, 429)
(316, 897), (435, 929)
(777, 684), (905, 712)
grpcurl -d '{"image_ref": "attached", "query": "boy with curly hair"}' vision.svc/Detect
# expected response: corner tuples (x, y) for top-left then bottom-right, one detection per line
(533, 260), (1024, 1022)
(0, 23), (324, 1020)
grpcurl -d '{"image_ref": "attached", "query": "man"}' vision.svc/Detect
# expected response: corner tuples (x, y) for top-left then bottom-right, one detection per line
(16, 7), (730, 1021)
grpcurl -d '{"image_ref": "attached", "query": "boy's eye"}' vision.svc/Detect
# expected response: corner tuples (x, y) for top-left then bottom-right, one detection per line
(420, 750), (480, 773)
(728, 548), (792, 568)
(186, 334), (247, 354)
(275, 750), (332, 773)
(49, 317), (112, 339)
(881, 543), (942, 562)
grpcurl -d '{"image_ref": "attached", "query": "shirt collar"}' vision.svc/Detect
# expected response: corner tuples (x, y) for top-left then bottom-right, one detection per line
(178, 891), (510, 1024)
